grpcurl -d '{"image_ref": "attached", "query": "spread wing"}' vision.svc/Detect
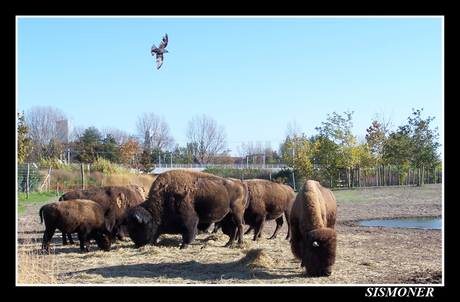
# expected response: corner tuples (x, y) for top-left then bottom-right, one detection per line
(159, 33), (168, 50)
(156, 53), (164, 69)
(151, 44), (158, 55)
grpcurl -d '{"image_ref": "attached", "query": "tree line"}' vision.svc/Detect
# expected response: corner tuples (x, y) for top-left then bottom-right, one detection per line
(283, 109), (441, 187)
(17, 106), (441, 186)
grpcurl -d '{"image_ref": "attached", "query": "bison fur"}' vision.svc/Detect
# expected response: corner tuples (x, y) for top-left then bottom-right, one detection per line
(127, 170), (249, 249)
(242, 179), (295, 241)
(39, 199), (112, 253)
(289, 180), (338, 277)
(59, 185), (146, 244)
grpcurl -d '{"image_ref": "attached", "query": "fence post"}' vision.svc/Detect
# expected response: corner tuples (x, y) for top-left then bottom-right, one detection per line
(81, 164), (85, 189)
(47, 166), (51, 192)
(26, 163), (29, 199)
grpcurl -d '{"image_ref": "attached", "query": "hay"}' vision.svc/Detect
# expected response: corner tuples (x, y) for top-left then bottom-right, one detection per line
(241, 249), (277, 268)
(17, 239), (57, 284)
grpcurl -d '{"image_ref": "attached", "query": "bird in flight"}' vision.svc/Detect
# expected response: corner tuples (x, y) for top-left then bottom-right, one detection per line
(151, 33), (169, 69)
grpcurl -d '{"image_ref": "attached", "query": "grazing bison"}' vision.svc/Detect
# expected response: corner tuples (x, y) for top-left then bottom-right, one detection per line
(289, 180), (338, 277)
(127, 170), (249, 249)
(59, 185), (146, 244)
(242, 179), (295, 241)
(39, 199), (111, 253)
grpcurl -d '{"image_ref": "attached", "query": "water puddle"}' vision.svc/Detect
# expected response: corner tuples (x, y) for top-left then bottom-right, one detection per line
(357, 218), (441, 230)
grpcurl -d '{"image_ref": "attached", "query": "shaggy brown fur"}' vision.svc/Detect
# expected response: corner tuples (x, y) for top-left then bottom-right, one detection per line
(289, 180), (338, 276)
(59, 185), (145, 244)
(128, 170), (249, 249)
(243, 179), (295, 241)
(39, 199), (111, 253)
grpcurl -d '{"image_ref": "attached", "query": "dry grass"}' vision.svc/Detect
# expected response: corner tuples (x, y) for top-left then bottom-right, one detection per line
(17, 238), (57, 284)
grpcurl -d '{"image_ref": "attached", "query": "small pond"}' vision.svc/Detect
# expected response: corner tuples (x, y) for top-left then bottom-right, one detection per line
(357, 217), (442, 230)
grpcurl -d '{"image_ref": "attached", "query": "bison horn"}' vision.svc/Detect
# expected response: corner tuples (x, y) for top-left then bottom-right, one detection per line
(135, 214), (143, 224)
(312, 241), (319, 247)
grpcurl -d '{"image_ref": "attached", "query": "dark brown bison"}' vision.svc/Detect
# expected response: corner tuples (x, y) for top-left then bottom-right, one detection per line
(39, 199), (111, 253)
(242, 179), (295, 241)
(59, 185), (146, 244)
(289, 180), (338, 277)
(127, 170), (249, 249)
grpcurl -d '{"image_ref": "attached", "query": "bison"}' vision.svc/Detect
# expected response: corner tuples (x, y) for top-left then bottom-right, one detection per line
(39, 199), (112, 253)
(289, 180), (338, 277)
(59, 185), (146, 244)
(242, 179), (295, 241)
(127, 170), (249, 249)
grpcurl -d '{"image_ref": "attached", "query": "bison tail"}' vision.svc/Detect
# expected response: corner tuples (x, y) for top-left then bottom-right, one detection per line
(245, 191), (251, 209)
(39, 205), (45, 224)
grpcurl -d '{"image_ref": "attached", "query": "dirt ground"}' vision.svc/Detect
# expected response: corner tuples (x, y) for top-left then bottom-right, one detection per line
(16, 183), (443, 285)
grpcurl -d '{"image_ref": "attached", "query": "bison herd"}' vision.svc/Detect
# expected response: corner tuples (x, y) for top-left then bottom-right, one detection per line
(39, 170), (338, 277)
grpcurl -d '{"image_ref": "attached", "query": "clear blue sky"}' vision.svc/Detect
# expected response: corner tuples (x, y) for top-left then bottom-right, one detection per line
(17, 16), (443, 156)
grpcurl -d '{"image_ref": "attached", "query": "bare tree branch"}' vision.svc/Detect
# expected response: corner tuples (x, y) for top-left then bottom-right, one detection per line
(185, 114), (227, 164)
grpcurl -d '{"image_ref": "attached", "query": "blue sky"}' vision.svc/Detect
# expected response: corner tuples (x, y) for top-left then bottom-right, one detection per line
(17, 16), (443, 156)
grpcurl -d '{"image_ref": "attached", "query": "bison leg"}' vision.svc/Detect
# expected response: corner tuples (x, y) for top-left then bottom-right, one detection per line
(225, 214), (244, 246)
(78, 231), (91, 252)
(244, 225), (254, 235)
(269, 216), (283, 240)
(62, 232), (75, 245)
(253, 215), (267, 241)
(42, 227), (55, 254)
(68, 233), (75, 244)
(284, 210), (291, 240)
(180, 218), (199, 250)
(235, 216), (244, 244)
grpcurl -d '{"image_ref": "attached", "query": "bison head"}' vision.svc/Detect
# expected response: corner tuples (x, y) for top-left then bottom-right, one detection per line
(301, 228), (337, 277)
(94, 229), (112, 252)
(127, 206), (157, 247)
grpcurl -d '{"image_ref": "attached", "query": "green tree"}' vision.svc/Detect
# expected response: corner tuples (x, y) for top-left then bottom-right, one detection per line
(100, 134), (121, 163)
(17, 111), (33, 164)
(311, 135), (339, 187)
(76, 126), (103, 163)
(384, 128), (411, 185)
(405, 108), (441, 185)
(315, 110), (361, 186)
(282, 134), (317, 181)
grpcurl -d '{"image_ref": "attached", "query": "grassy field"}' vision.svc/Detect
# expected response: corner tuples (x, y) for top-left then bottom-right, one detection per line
(17, 192), (57, 213)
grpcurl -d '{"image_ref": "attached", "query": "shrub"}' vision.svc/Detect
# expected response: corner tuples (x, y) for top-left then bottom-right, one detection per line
(91, 156), (119, 175)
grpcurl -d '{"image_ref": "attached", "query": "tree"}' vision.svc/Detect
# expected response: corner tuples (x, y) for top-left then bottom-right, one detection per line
(136, 112), (174, 151)
(26, 105), (67, 160)
(315, 110), (355, 147)
(185, 114), (227, 164)
(315, 110), (358, 186)
(17, 111), (33, 164)
(119, 137), (142, 166)
(405, 108), (441, 185)
(76, 126), (102, 163)
(100, 134), (120, 163)
(310, 135), (339, 186)
(365, 110), (393, 186)
(282, 134), (317, 181)
(383, 128), (411, 185)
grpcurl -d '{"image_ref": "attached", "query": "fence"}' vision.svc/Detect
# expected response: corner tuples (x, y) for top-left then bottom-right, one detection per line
(313, 166), (442, 189)
(17, 162), (442, 197)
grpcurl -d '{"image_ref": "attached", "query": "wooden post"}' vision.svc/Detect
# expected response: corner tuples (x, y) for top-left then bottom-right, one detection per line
(81, 164), (85, 189)
(47, 166), (51, 192)
(26, 163), (29, 199)
(56, 182), (59, 196)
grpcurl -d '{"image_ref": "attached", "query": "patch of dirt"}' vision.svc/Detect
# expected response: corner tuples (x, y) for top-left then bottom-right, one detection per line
(17, 184), (442, 285)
